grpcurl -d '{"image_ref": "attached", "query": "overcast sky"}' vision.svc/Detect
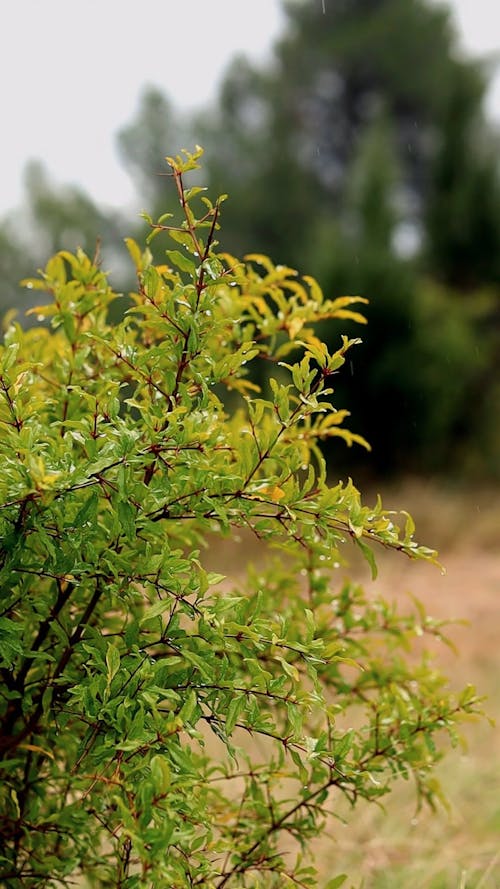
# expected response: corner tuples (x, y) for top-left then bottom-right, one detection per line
(1, 0), (499, 217)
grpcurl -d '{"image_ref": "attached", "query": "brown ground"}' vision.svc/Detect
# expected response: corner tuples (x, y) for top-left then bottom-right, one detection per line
(205, 476), (500, 887)
(360, 478), (500, 686)
(317, 477), (500, 887)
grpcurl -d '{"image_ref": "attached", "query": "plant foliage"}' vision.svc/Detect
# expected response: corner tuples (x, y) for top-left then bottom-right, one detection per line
(0, 149), (482, 887)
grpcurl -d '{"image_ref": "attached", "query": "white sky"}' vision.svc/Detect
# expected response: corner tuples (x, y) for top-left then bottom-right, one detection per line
(1, 0), (499, 217)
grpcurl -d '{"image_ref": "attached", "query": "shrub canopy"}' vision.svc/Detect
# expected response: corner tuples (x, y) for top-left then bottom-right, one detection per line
(0, 149), (482, 888)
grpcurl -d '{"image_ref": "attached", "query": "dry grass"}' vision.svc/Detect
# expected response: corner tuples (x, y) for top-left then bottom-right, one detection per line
(324, 476), (500, 889)
(314, 477), (500, 888)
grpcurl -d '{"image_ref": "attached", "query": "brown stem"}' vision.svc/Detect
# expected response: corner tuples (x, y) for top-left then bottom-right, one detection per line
(0, 582), (105, 757)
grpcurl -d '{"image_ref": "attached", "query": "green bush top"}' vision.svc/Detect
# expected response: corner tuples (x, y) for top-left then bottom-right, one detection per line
(0, 148), (482, 888)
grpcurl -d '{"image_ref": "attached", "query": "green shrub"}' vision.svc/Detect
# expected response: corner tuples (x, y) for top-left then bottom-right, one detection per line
(0, 148), (482, 888)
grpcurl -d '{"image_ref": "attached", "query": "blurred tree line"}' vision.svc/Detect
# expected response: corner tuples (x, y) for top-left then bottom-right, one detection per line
(1, 0), (499, 479)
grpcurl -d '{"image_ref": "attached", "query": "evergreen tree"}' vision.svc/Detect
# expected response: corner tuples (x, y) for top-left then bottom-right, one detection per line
(196, 0), (486, 266)
(425, 71), (500, 289)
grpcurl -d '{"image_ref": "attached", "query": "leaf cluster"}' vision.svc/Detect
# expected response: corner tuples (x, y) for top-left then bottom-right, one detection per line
(0, 149), (483, 888)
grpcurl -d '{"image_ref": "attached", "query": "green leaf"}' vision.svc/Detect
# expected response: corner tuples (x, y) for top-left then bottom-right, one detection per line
(168, 229), (197, 251)
(184, 186), (207, 202)
(166, 249), (197, 275)
(150, 755), (171, 794)
(3, 342), (19, 371)
(117, 499), (136, 540)
(356, 536), (378, 580)
(73, 491), (98, 528)
(225, 694), (245, 734)
(325, 876), (348, 889)
(0, 617), (24, 667)
(140, 598), (172, 624)
(105, 644), (120, 682)
(179, 689), (198, 725)
(124, 237), (143, 270)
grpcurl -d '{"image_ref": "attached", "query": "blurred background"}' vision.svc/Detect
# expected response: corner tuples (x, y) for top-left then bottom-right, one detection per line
(2, 2), (500, 885)
(2, 0), (500, 481)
